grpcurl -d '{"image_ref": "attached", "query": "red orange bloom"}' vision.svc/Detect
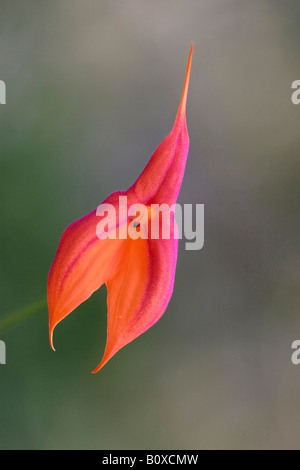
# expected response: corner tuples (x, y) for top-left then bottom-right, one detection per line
(48, 43), (193, 372)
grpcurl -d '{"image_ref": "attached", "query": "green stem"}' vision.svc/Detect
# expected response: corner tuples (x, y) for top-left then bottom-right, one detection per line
(0, 298), (47, 333)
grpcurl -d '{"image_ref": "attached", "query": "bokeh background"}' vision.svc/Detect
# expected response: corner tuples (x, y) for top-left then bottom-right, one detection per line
(0, 0), (300, 450)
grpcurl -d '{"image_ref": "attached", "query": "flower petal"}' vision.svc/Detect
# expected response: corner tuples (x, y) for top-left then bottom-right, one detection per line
(92, 220), (179, 372)
(128, 42), (193, 206)
(48, 192), (127, 350)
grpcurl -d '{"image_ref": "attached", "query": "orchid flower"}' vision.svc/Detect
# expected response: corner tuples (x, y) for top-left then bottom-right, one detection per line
(48, 43), (193, 372)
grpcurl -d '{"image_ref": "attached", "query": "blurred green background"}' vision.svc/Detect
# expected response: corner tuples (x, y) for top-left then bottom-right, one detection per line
(0, 0), (300, 450)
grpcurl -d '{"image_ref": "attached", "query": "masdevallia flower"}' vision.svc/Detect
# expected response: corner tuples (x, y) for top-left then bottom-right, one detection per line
(48, 43), (193, 372)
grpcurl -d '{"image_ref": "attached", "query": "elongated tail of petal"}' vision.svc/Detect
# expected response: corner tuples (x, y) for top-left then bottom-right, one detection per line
(128, 42), (193, 206)
(177, 41), (193, 120)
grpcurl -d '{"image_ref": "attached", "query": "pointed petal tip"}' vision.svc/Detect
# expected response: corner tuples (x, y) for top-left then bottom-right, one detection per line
(91, 343), (120, 373)
(49, 323), (56, 352)
(91, 356), (109, 374)
(177, 42), (194, 118)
